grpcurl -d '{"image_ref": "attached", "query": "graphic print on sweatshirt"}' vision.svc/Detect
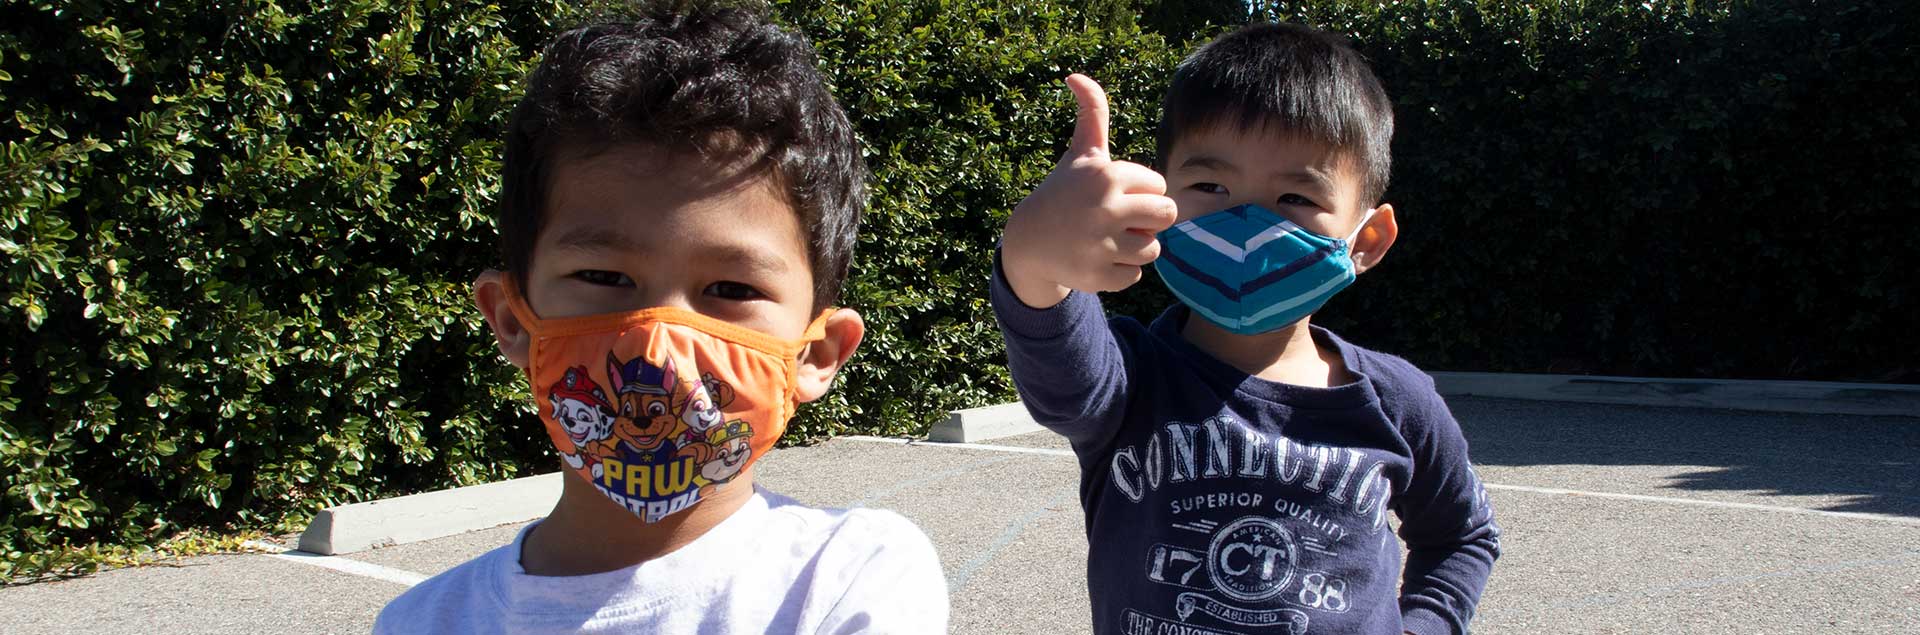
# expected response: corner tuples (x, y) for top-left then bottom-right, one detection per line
(1104, 413), (1401, 635)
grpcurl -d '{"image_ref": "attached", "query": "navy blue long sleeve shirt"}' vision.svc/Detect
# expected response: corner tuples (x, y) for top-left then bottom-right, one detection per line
(991, 263), (1500, 635)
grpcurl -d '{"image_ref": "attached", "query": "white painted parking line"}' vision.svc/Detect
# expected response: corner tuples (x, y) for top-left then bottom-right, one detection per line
(1484, 439), (1915, 467)
(243, 540), (428, 587)
(842, 435), (1074, 457)
(843, 437), (1920, 527)
(1481, 484), (1920, 527)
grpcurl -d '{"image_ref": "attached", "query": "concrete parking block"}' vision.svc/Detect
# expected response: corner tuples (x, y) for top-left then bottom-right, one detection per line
(343, 521), (531, 579)
(929, 402), (1045, 442)
(298, 472), (560, 555)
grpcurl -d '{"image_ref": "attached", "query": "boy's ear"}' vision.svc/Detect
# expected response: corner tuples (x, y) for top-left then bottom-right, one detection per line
(473, 270), (532, 370)
(1351, 204), (1398, 275)
(794, 308), (865, 403)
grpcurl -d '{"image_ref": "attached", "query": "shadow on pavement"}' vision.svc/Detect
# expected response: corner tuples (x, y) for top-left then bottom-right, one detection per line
(1451, 396), (1920, 518)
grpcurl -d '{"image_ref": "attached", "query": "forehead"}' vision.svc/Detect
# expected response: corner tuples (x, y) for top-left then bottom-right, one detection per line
(1170, 123), (1360, 179)
(537, 143), (807, 271)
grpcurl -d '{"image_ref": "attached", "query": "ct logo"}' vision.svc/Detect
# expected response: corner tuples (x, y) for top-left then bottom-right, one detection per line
(1207, 515), (1298, 603)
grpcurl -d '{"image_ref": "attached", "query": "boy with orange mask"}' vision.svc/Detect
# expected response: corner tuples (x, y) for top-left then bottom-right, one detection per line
(376, 3), (948, 632)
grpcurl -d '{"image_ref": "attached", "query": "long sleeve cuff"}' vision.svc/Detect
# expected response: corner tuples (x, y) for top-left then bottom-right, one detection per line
(1400, 606), (1457, 635)
(989, 248), (1100, 341)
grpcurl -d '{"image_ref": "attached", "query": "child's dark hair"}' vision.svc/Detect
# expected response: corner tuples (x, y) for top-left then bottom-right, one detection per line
(499, 1), (866, 309)
(1155, 23), (1394, 204)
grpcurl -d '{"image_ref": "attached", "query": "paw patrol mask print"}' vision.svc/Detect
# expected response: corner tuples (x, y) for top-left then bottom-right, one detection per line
(503, 278), (830, 523)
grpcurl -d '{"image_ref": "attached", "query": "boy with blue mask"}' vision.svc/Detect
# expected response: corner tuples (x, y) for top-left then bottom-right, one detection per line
(994, 23), (1500, 635)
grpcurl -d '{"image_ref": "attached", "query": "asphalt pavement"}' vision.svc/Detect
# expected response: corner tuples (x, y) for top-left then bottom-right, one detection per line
(2, 396), (1916, 634)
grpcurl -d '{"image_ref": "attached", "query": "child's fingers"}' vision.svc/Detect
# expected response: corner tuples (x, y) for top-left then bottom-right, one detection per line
(1106, 160), (1166, 196)
(1111, 230), (1161, 267)
(1113, 193), (1179, 233)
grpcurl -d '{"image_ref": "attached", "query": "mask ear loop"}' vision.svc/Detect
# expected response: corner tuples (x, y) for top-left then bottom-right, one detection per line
(783, 309), (839, 418)
(498, 275), (549, 376)
(1343, 207), (1380, 246)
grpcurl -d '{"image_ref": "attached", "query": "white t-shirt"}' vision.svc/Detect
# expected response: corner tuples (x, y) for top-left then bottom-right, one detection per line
(374, 487), (949, 634)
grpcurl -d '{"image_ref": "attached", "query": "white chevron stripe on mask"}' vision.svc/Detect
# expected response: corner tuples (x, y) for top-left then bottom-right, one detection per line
(1177, 220), (1307, 263)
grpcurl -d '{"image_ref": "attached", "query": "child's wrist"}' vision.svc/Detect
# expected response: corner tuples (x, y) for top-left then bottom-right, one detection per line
(997, 234), (1070, 309)
(1001, 260), (1070, 310)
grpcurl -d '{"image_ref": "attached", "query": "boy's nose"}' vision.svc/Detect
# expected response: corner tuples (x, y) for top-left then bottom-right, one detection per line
(630, 287), (697, 313)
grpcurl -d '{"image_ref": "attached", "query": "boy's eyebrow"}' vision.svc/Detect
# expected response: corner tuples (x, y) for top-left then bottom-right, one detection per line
(552, 226), (643, 254)
(1178, 155), (1337, 193)
(1273, 169), (1337, 192)
(1178, 155), (1237, 172)
(697, 243), (793, 274)
(551, 226), (793, 274)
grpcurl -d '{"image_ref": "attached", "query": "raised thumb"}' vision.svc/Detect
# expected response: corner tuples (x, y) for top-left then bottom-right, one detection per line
(1064, 73), (1110, 161)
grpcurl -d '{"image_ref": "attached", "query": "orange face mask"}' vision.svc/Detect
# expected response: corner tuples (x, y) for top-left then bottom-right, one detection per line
(503, 278), (830, 523)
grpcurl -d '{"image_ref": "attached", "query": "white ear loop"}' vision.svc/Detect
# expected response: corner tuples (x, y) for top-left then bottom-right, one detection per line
(1343, 207), (1379, 245)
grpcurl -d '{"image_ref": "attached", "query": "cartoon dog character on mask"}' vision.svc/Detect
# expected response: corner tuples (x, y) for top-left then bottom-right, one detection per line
(692, 419), (754, 498)
(606, 353), (682, 460)
(547, 366), (616, 479)
(672, 371), (734, 453)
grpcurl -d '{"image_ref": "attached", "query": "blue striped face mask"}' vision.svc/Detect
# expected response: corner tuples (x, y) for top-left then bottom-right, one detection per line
(1155, 203), (1375, 335)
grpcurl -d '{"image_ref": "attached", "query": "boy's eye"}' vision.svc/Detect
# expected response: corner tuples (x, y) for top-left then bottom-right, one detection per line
(1191, 182), (1228, 195)
(1278, 193), (1319, 208)
(573, 270), (633, 287)
(704, 281), (763, 300)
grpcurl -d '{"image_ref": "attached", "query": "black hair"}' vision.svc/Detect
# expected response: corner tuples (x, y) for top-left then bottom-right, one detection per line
(1155, 23), (1394, 204)
(499, 0), (866, 309)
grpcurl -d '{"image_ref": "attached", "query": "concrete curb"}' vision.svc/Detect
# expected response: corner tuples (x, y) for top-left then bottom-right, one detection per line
(293, 375), (1911, 554)
(929, 402), (1044, 442)
(1429, 372), (1920, 417)
(297, 472), (560, 555)
(926, 374), (1918, 445)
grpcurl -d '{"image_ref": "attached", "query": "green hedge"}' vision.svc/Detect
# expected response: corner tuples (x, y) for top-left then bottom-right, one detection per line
(778, 0), (1177, 440)
(1110, 0), (1920, 382)
(0, 0), (568, 576)
(4, 0), (1915, 576)
(1256, 0), (1920, 381)
(0, 0), (1180, 577)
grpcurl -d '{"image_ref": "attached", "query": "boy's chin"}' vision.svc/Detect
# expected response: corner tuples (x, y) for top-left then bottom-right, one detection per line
(1182, 309), (1314, 340)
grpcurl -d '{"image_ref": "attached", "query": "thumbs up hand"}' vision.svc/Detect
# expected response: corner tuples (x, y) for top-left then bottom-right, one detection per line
(1002, 74), (1179, 309)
